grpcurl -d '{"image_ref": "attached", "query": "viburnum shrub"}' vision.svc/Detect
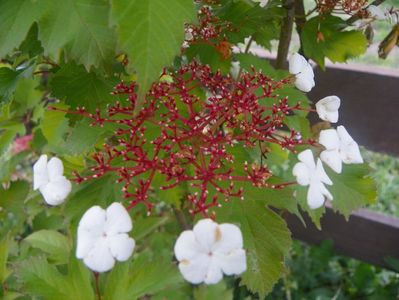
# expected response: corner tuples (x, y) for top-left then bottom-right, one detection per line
(0, 0), (390, 298)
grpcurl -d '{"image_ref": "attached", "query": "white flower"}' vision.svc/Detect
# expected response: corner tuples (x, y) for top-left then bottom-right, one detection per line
(33, 154), (72, 206)
(288, 53), (315, 92)
(174, 219), (246, 285)
(76, 203), (135, 273)
(367, 5), (387, 20)
(230, 61), (240, 79)
(252, 0), (268, 7)
(293, 150), (333, 209)
(319, 126), (364, 174)
(315, 96), (341, 123)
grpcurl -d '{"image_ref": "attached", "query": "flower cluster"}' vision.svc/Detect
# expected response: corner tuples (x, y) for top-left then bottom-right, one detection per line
(291, 60), (363, 208)
(53, 61), (315, 217)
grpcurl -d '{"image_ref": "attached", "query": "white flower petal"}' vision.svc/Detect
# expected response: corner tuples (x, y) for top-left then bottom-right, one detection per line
(319, 129), (340, 150)
(289, 53), (315, 92)
(302, 64), (315, 83)
(293, 162), (311, 186)
(289, 53), (308, 75)
(107, 233), (135, 262)
(216, 248), (247, 276)
(178, 254), (211, 284)
(337, 126), (364, 164)
(319, 182), (333, 201)
(47, 157), (64, 179)
(230, 61), (240, 79)
(39, 176), (71, 205)
(320, 150), (342, 173)
(341, 143), (364, 164)
(204, 259), (223, 285)
(33, 155), (49, 190)
(76, 228), (100, 259)
(316, 159), (333, 185)
(295, 75), (314, 93)
(316, 96), (340, 123)
(78, 206), (106, 233)
(213, 223), (243, 254)
(83, 238), (115, 273)
(336, 126), (353, 144)
(105, 202), (132, 236)
(307, 182), (325, 209)
(174, 230), (202, 261)
(193, 219), (218, 253)
(298, 149), (316, 169)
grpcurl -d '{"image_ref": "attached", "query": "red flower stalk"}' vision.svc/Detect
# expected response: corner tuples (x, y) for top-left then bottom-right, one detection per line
(55, 62), (312, 217)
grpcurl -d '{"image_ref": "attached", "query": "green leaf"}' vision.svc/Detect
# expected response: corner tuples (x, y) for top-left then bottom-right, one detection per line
(301, 16), (367, 68)
(328, 164), (377, 219)
(0, 181), (29, 214)
(19, 257), (72, 300)
(111, 0), (196, 102)
(219, 198), (292, 297)
(24, 230), (71, 264)
(0, 237), (10, 283)
(133, 215), (169, 241)
(40, 103), (69, 147)
(219, 2), (283, 45)
(244, 182), (300, 217)
(19, 23), (43, 57)
(38, 0), (116, 70)
(284, 115), (311, 139)
(0, 127), (19, 156)
(14, 77), (43, 112)
(64, 118), (112, 154)
(235, 53), (276, 76)
(0, 68), (22, 102)
(193, 281), (233, 300)
(66, 257), (95, 300)
(0, 0), (46, 58)
(65, 175), (122, 223)
(104, 253), (182, 300)
(186, 43), (232, 74)
(50, 63), (118, 111)
(19, 256), (95, 300)
(295, 184), (326, 229)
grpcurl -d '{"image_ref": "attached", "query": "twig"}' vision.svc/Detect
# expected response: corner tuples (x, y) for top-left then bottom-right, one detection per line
(236, 35), (254, 79)
(276, 0), (295, 69)
(93, 272), (101, 300)
(173, 207), (190, 230)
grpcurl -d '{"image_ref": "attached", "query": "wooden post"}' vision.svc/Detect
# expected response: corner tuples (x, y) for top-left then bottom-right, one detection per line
(285, 205), (399, 269)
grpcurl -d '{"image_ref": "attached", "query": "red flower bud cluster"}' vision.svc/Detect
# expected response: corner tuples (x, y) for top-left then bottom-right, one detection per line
(183, 6), (235, 59)
(316, 0), (368, 16)
(63, 62), (313, 217)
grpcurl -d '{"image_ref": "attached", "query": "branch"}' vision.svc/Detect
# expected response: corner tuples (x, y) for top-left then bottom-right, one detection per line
(276, 0), (295, 69)
(294, 0), (306, 56)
